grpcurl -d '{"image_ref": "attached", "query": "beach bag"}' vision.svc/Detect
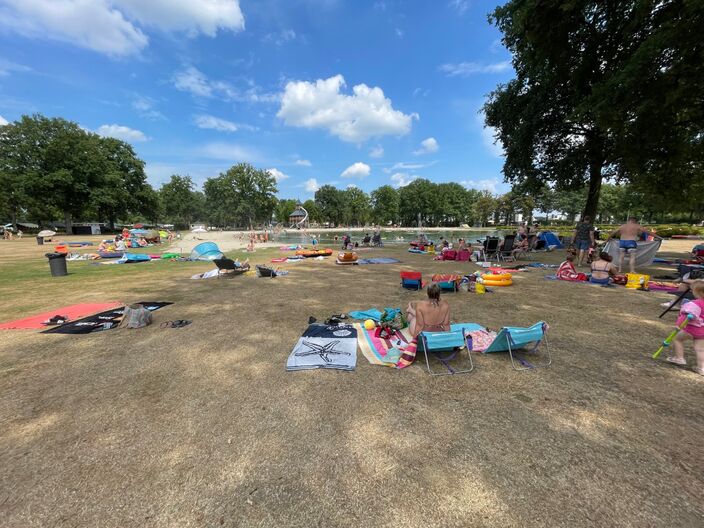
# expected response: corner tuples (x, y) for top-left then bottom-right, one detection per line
(380, 309), (407, 331)
(118, 304), (153, 329)
(625, 273), (650, 290)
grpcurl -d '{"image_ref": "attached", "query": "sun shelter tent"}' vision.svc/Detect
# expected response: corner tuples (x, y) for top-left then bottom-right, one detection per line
(538, 231), (563, 249)
(603, 239), (662, 268)
(190, 242), (224, 261)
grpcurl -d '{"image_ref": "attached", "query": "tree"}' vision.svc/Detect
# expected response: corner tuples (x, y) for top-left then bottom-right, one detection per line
(473, 191), (497, 227)
(203, 163), (278, 228)
(160, 175), (201, 228)
(342, 187), (371, 226)
(302, 199), (322, 224)
(484, 1), (704, 220)
(398, 179), (439, 226)
(275, 199), (298, 224)
(370, 185), (399, 225)
(314, 185), (345, 225)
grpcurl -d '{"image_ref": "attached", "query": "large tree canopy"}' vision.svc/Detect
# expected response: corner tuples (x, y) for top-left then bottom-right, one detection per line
(484, 0), (704, 219)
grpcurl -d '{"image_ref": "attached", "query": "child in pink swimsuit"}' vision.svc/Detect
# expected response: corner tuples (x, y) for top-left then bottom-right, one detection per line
(668, 282), (704, 375)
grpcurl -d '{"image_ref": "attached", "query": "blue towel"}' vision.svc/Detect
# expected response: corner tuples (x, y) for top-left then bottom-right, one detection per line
(348, 309), (384, 322)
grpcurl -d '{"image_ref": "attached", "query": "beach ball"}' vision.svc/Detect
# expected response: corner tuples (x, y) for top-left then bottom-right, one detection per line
(364, 319), (376, 330)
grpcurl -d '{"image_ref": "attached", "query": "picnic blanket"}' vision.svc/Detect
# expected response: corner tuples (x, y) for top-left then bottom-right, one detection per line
(42, 302), (172, 334)
(356, 257), (401, 265)
(0, 302), (123, 330)
(286, 323), (358, 371)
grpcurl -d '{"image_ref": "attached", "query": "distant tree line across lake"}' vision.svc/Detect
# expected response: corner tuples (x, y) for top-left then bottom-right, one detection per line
(1, 114), (701, 233)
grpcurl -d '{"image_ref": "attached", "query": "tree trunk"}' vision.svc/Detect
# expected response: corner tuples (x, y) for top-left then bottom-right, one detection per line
(582, 158), (603, 221)
(64, 211), (73, 235)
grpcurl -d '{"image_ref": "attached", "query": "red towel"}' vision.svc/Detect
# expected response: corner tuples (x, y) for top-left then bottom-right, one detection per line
(0, 302), (122, 330)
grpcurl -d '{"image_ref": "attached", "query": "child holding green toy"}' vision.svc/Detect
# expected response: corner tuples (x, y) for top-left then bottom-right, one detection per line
(668, 282), (704, 375)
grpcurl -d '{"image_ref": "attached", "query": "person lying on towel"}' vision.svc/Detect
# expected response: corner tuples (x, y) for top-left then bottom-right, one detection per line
(406, 284), (450, 339)
(557, 254), (588, 282)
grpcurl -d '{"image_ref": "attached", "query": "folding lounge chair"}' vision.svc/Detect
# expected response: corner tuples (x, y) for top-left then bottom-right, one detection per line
(400, 271), (423, 290)
(498, 235), (516, 262)
(256, 264), (277, 278)
(431, 274), (459, 292)
(418, 327), (474, 375)
(481, 237), (500, 261)
(483, 321), (551, 371)
(213, 258), (249, 277)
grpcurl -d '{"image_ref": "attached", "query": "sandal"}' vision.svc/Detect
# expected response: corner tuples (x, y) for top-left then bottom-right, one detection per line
(666, 356), (687, 366)
(160, 320), (192, 328)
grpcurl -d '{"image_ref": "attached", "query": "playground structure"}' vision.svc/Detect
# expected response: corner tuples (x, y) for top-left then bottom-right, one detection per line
(289, 204), (309, 229)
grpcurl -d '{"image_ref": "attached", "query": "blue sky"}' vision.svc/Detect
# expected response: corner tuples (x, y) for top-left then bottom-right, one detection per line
(0, 0), (514, 199)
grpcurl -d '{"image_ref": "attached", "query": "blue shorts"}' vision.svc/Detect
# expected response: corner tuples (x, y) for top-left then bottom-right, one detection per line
(590, 276), (610, 285)
(619, 240), (638, 252)
(575, 239), (590, 251)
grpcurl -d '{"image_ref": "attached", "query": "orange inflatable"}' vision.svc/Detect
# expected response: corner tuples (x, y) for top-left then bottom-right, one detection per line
(336, 251), (359, 265)
(295, 248), (333, 258)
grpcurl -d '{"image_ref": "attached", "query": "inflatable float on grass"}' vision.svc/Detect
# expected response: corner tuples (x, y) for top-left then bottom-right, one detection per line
(481, 272), (513, 287)
(336, 251), (359, 265)
(295, 248), (333, 258)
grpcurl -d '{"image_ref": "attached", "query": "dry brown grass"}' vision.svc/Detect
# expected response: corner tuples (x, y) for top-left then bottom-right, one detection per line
(1, 236), (703, 527)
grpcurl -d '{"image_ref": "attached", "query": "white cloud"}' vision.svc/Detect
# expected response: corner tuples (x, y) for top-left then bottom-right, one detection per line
(263, 28), (296, 46)
(341, 162), (371, 179)
(384, 161), (437, 173)
(439, 61), (512, 77)
(174, 66), (213, 97)
(448, 0), (469, 14)
(390, 172), (417, 188)
(172, 66), (278, 103)
(0, 0), (244, 57)
(96, 124), (148, 142)
(132, 95), (165, 121)
(266, 168), (289, 182)
(346, 184), (358, 189)
(305, 178), (319, 193)
(395, 28), (403, 38)
(0, 0), (244, 56)
(369, 145), (384, 158)
(414, 137), (439, 155)
(194, 114), (238, 132)
(461, 179), (499, 192)
(277, 74), (417, 143)
(294, 159), (312, 167)
(0, 115), (8, 126)
(0, 58), (32, 77)
(198, 142), (261, 162)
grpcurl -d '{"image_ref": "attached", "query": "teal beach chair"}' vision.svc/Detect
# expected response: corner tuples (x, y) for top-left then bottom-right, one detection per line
(418, 323), (482, 375)
(483, 321), (551, 371)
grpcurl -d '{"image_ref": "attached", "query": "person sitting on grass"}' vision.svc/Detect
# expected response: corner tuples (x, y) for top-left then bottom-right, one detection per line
(590, 252), (616, 285)
(667, 282), (704, 375)
(406, 283), (450, 339)
(557, 253), (588, 282)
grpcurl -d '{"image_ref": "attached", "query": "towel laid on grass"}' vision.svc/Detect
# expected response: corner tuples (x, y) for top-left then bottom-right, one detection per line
(0, 302), (122, 330)
(286, 323), (357, 371)
(354, 323), (417, 368)
(357, 257), (401, 265)
(42, 302), (172, 334)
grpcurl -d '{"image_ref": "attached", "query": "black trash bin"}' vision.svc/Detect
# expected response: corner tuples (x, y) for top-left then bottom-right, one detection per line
(36, 236), (44, 245)
(46, 252), (68, 277)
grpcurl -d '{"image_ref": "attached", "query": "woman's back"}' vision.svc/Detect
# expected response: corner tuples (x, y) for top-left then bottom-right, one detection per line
(415, 299), (450, 333)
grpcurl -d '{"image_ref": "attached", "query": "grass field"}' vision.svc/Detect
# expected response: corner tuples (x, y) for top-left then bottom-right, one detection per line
(1, 235), (703, 527)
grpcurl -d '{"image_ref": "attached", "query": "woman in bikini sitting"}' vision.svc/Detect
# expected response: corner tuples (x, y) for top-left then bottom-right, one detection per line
(590, 252), (616, 285)
(406, 284), (451, 339)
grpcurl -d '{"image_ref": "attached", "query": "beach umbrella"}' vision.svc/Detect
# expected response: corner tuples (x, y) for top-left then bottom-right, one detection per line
(130, 228), (149, 235)
(38, 230), (56, 237)
(134, 223), (144, 228)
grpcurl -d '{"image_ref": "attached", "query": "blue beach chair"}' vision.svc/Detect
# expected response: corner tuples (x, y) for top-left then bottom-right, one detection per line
(418, 324), (481, 375)
(483, 321), (551, 371)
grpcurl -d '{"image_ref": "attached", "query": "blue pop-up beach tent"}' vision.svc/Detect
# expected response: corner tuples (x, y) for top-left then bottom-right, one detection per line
(189, 242), (224, 261)
(538, 231), (563, 249)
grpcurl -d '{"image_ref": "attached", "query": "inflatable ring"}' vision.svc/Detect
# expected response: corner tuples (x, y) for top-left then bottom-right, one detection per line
(481, 273), (511, 281)
(482, 279), (513, 287)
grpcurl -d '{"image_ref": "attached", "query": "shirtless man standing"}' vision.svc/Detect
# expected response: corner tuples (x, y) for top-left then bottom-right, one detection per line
(607, 217), (654, 274)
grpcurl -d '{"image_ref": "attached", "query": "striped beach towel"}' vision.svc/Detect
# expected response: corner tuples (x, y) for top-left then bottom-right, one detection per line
(354, 323), (417, 368)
